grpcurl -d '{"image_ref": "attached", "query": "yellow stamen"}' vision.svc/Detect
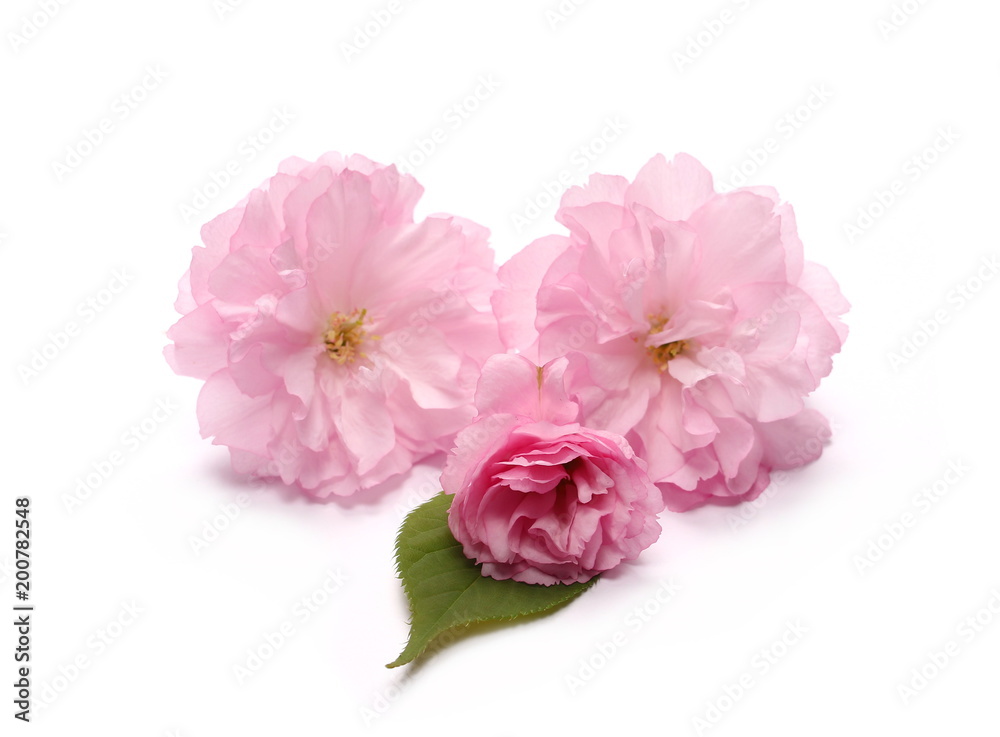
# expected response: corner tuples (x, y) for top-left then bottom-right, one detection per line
(323, 308), (370, 364)
(645, 314), (687, 371)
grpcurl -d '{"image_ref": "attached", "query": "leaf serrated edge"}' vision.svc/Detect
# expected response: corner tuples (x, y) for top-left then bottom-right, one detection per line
(387, 576), (598, 668)
(388, 492), (599, 668)
(392, 491), (453, 588)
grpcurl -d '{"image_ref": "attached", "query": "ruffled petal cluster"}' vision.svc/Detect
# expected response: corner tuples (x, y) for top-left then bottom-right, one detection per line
(445, 355), (663, 585)
(166, 153), (501, 497)
(494, 154), (848, 511)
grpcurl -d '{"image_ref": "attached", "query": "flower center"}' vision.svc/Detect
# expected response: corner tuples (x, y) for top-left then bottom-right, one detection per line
(646, 314), (687, 371)
(323, 308), (370, 364)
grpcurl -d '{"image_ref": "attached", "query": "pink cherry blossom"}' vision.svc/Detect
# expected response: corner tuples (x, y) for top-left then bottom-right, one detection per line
(494, 154), (848, 511)
(165, 153), (501, 497)
(445, 354), (664, 585)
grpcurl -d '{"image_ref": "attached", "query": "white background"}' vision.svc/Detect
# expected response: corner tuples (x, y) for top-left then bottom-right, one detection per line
(3, 0), (999, 734)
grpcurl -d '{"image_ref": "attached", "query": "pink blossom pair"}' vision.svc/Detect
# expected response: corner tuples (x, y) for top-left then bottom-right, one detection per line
(166, 152), (847, 584)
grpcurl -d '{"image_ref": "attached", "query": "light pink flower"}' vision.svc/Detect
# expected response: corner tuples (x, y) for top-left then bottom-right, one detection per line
(444, 354), (663, 585)
(165, 153), (501, 497)
(494, 153), (848, 511)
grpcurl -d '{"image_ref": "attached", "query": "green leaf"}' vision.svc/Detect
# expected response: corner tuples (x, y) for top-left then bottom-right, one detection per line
(388, 492), (597, 668)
